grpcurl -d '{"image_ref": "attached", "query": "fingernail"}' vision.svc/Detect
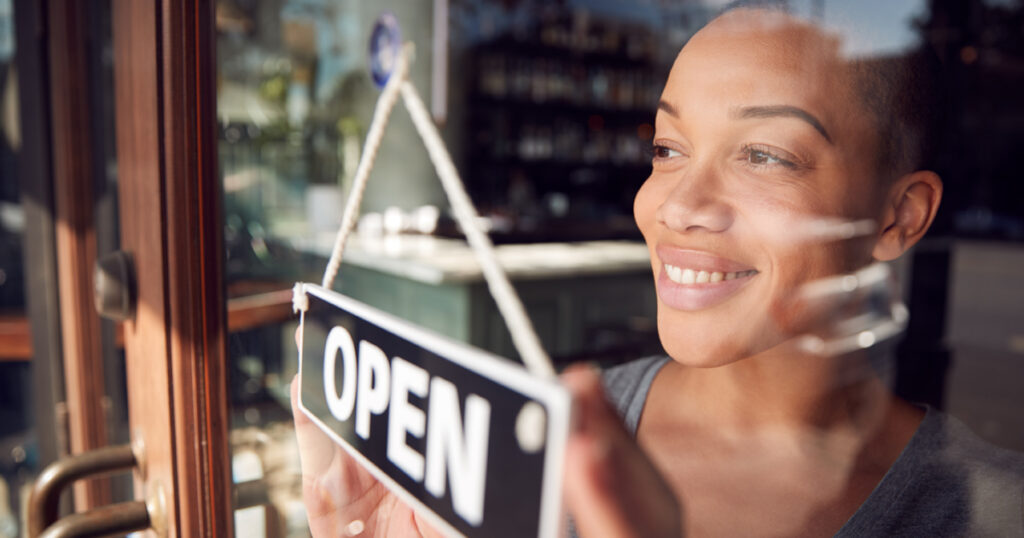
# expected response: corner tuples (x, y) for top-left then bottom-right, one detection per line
(345, 520), (365, 536)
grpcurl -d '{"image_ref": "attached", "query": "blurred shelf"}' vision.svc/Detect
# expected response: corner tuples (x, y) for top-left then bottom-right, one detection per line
(465, 25), (663, 225)
(469, 156), (650, 172)
(0, 316), (31, 362)
(474, 36), (657, 68)
(226, 289), (296, 333)
(468, 94), (655, 120)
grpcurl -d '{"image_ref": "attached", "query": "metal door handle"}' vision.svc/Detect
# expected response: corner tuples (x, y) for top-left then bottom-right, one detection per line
(37, 501), (150, 538)
(28, 444), (151, 538)
(94, 251), (136, 321)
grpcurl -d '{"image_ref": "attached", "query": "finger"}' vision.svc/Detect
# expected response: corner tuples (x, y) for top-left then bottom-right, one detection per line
(291, 374), (336, 474)
(562, 366), (682, 538)
(561, 365), (614, 433)
(562, 367), (640, 537)
(291, 374), (387, 519)
(412, 507), (447, 538)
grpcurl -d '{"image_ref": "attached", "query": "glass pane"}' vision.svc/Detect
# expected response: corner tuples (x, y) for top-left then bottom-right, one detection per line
(216, 2), (426, 535)
(0, 0), (128, 534)
(217, 1), (1024, 536)
(0, 0), (37, 533)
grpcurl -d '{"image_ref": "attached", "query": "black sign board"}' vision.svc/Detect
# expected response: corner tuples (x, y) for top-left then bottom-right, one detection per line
(295, 284), (570, 538)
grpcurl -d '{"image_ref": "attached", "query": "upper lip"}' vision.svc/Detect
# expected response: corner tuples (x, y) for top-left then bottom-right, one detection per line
(656, 245), (758, 274)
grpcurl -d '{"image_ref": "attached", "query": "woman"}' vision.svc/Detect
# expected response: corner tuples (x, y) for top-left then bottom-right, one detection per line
(293, 6), (1024, 537)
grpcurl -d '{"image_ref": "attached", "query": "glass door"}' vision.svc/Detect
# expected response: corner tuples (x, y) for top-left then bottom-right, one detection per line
(7, 0), (234, 535)
(2, 0), (131, 534)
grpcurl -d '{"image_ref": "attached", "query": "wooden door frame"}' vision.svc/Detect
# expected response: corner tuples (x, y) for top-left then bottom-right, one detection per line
(46, 0), (110, 512)
(112, 1), (231, 536)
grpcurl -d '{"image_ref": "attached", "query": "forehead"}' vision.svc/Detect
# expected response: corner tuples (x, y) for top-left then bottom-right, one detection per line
(683, 10), (842, 72)
(663, 11), (863, 138)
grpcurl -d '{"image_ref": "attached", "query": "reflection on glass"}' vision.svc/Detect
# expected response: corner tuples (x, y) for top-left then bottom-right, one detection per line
(216, 2), (431, 535)
(0, 2), (32, 535)
(1, 2), (128, 535)
(216, 1), (1024, 536)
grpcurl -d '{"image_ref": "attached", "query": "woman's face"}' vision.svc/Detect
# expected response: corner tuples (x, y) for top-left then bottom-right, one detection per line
(635, 12), (888, 366)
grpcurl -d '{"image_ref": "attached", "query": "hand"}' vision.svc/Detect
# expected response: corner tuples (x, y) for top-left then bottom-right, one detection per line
(291, 327), (442, 537)
(293, 319), (681, 537)
(561, 366), (684, 538)
(292, 374), (442, 537)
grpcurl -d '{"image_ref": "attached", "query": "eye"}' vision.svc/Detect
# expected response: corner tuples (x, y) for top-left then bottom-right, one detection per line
(741, 144), (799, 170)
(652, 144), (682, 160)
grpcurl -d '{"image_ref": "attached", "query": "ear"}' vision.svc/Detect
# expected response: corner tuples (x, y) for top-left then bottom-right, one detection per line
(872, 170), (943, 261)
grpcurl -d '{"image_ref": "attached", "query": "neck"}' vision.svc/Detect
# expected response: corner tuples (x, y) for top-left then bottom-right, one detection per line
(661, 345), (901, 438)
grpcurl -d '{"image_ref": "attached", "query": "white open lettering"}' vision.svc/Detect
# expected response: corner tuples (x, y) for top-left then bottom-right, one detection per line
(323, 326), (357, 421)
(355, 340), (390, 439)
(425, 377), (491, 526)
(321, 326), (494, 527)
(387, 357), (429, 481)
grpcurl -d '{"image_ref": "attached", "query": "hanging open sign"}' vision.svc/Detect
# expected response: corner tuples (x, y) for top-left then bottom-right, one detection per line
(295, 283), (570, 538)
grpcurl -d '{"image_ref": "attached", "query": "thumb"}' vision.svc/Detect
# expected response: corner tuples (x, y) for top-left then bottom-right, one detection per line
(291, 373), (336, 475)
(561, 366), (683, 538)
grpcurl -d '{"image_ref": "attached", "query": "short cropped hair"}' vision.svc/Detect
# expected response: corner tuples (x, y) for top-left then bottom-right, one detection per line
(715, 2), (943, 180)
(850, 54), (942, 180)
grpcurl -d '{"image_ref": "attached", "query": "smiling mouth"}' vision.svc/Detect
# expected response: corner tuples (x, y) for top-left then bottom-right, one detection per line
(663, 264), (759, 285)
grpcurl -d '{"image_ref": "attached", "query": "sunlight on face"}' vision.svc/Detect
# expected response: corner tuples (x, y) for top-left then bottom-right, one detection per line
(634, 9), (890, 366)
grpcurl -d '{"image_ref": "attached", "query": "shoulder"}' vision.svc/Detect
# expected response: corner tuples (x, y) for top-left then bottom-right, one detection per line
(917, 411), (1024, 529)
(849, 408), (1024, 537)
(914, 410), (1024, 500)
(600, 356), (671, 436)
(930, 410), (1024, 477)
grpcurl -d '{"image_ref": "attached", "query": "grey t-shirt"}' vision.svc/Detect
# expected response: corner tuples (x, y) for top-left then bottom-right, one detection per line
(600, 356), (1024, 537)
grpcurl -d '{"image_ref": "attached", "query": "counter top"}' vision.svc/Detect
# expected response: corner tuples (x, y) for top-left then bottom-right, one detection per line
(291, 234), (653, 285)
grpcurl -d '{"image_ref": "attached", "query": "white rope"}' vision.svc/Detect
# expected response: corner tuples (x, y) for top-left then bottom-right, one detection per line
(292, 282), (309, 313)
(321, 44), (411, 289)
(399, 81), (554, 378)
(319, 44), (555, 379)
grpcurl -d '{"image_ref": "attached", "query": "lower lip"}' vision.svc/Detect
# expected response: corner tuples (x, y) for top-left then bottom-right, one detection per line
(656, 268), (757, 311)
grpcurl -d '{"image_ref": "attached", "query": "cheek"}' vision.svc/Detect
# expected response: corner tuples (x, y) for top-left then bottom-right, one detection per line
(733, 192), (869, 335)
(746, 201), (853, 288)
(744, 212), (872, 342)
(737, 179), (875, 266)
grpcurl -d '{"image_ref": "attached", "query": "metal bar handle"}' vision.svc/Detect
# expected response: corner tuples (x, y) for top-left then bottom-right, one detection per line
(39, 501), (150, 538)
(28, 444), (140, 537)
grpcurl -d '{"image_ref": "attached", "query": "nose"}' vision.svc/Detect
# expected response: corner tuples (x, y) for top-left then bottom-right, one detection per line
(655, 164), (734, 234)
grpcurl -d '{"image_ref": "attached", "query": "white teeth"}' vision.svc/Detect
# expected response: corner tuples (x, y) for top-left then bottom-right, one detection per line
(664, 264), (757, 285)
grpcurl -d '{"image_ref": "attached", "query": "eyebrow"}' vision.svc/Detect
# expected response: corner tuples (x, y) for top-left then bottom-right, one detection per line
(657, 100), (679, 118)
(734, 105), (833, 144)
(658, 101), (834, 144)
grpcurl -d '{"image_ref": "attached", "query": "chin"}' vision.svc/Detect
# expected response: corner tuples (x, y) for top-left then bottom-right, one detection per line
(656, 315), (746, 368)
(655, 304), (784, 368)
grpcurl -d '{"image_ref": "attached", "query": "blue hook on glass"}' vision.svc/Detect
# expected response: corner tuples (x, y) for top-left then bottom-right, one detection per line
(369, 12), (403, 88)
